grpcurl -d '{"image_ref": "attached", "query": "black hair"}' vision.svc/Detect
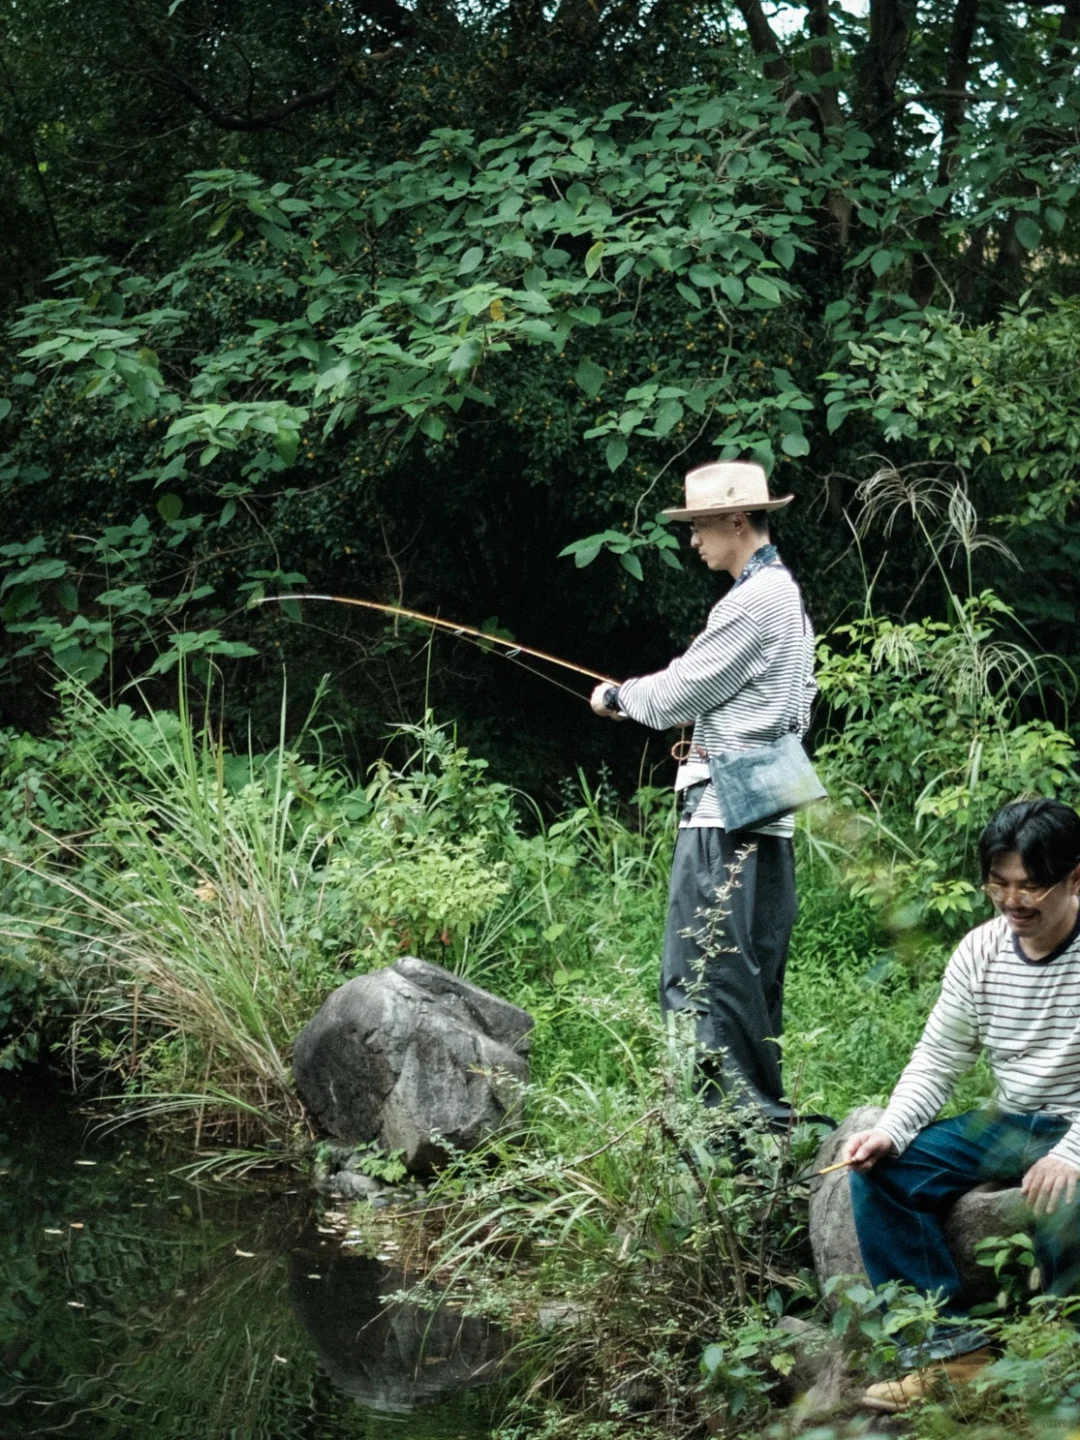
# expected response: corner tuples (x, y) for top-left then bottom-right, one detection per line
(978, 799), (1080, 886)
(744, 509), (771, 536)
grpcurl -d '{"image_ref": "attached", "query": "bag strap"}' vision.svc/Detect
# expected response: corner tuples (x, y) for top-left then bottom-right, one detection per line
(777, 565), (815, 737)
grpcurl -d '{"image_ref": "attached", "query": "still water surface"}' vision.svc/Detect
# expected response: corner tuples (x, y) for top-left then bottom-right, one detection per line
(0, 1077), (503, 1439)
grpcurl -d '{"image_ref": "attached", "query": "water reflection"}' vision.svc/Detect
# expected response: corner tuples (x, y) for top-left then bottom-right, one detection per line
(0, 1075), (503, 1438)
(290, 1243), (506, 1413)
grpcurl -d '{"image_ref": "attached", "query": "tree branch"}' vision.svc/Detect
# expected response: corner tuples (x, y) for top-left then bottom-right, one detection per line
(348, 0), (417, 41)
(855, 0), (913, 158)
(1052, 0), (1080, 73)
(912, 0), (981, 306)
(865, 86), (1001, 130)
(806, 0), (845, 131)
(937, 0), (980, 168)
(0, 46), (62, 251)
(159, 67), (344, 133)
(732, 0), (789, 81)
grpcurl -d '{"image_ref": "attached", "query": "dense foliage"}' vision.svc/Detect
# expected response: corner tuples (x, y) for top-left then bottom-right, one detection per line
(4, 676), (1080, 1437)
(3, 0), (1080, 784)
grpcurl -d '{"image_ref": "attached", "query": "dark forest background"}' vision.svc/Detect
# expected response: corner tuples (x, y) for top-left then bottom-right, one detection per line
(3, 0), (1080, 801)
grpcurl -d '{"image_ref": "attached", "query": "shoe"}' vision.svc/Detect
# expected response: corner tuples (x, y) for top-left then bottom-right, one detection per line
(860, 1348), (993, 1413)
(895, 1323), (990, 1370)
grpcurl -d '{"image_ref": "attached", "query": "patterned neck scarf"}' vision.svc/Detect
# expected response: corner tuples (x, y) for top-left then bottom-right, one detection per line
(733, 542), (779, 589)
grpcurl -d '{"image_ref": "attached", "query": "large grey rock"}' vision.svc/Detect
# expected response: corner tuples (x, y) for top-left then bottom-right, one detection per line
(293, 957), (533, 1174)
(809, 1106), (1029, 1307)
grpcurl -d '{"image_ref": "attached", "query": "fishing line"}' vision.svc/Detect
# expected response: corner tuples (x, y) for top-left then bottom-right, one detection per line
(495, 649), (596, 701)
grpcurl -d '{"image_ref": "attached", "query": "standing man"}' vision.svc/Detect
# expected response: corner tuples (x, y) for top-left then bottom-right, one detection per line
(843, 798), (1080, 1408)
(591, 460), (817, 1126)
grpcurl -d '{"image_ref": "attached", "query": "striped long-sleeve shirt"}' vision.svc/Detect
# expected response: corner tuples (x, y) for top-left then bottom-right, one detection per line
(616, 560), (816, 836)
(878, 913), (1080, 1170)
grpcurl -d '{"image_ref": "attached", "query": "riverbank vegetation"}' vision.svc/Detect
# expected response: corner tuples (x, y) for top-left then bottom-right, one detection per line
(3, 519), (1079, 1433)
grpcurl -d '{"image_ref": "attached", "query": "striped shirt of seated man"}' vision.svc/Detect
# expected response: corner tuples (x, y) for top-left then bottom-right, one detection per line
(843, 798), (1080, 1409)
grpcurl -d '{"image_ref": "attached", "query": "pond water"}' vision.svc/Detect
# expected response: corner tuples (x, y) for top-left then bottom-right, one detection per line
(0, 1076), (505, 1439)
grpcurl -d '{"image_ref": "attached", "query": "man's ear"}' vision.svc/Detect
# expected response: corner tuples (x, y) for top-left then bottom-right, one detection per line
(1067, 862), (1080, 894)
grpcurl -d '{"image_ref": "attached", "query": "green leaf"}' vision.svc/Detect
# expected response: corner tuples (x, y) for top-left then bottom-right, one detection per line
(575, 358), (606, 398)
(458, 246), (484, 275)
(824, 299), (851, 325)
(689, 264), (723, 288)
(619, 550), (643, 581)
(1044, 205), (1066, 235)
(448, 338), (481, 376)
(780, 433), (810, 457)
(584, 241), (606, 278)
(1015, 217), (1042, 251)
(1, 585), (39, 621)
(275, 428), (299, 465)
(771, 237), (795, 270)
(0, 559), (65, 593)
(54, 644), (107, 682)
(719, 275), (745, 305)
(572, 539), (602, 568)
(747, 275), (781, 305)
(870, 249), (894, 277)
(605, 436), (628, 472)
(654, 399), (684, 437)
(157, 493), (183, 521)
(419, 412), (446, 441)
(157, 452), (186, 484)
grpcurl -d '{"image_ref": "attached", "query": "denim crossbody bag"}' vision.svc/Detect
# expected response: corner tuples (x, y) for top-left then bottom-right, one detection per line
(706, 732), (826, 832)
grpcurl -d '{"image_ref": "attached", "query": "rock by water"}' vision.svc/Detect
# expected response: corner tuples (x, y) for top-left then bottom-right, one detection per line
(293, 957), (534, 1174)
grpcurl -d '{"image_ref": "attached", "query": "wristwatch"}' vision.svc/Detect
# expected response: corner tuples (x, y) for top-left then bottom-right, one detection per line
(603, 685), (622, 713)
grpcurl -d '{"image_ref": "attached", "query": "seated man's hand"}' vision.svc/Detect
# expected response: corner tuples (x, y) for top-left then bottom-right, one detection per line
(841, 1128), (896, 1172)
(1021, 1153), (1080, 1216)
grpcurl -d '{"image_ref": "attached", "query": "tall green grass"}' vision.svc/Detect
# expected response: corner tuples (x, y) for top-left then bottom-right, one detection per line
(1, 680), (358, 1140)
(0, 669), (988, 1151)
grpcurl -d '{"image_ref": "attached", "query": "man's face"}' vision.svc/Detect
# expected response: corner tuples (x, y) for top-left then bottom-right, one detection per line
(985, 849), (1080, 947)
(689, 515), (743, 571)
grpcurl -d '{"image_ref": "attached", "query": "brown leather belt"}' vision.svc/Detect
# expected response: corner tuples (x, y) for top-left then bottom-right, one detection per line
(671, 738), (709, 764)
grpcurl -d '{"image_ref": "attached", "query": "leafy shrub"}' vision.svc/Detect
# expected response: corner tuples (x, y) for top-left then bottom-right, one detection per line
(813, 467), (1077, 931)
(0, 685), (536, 1136)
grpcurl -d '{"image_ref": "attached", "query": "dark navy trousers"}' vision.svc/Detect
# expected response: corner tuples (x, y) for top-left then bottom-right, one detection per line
(850, 1109), (1080, 1312)
(660, 824), (797, 1117)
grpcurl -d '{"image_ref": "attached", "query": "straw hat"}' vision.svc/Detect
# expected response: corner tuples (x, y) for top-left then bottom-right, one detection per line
(662, 461), (794, 522)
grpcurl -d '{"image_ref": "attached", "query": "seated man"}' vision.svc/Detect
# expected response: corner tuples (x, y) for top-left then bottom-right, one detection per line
(842, 798), (1080, 1408)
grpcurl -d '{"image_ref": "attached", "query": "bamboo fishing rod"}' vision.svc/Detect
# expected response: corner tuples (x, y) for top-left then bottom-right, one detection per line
(253, 594), (619, 693)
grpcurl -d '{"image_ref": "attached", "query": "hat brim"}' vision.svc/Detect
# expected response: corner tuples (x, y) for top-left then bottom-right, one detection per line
(661, 494), (795, 522)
